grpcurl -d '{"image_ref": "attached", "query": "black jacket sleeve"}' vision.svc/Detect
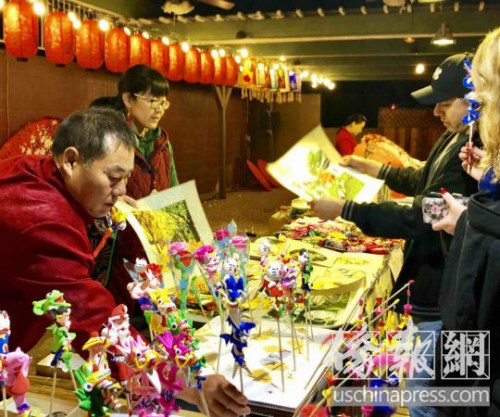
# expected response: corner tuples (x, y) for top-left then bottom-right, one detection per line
(378, 164), (424, 196)
(342, 147), (477, 241)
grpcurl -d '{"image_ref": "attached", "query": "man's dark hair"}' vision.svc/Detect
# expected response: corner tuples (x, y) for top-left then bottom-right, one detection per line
(342, 113), (368, 126)
(51, 108), (136, 165)
(89, 96), (121, 110)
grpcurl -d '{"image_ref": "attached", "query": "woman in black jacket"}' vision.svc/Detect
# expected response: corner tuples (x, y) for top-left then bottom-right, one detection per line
(433, 27), (500, 417)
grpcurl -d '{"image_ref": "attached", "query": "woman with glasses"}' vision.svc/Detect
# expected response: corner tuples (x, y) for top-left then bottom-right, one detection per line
(117, 64), (178, 200)
(91, 66), (178, 316)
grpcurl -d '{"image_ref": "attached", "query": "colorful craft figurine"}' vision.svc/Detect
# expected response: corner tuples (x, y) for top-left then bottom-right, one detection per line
(167, 242), (196, 311)
(1, 348), (32, 416)
(220, 275), (255, 391)
(0, 311), (10, 354)
(32, 291), (76, 370)
(298, 249), (314, 357)
(74, 332), (121, 417)
(156, 362), (183, 417)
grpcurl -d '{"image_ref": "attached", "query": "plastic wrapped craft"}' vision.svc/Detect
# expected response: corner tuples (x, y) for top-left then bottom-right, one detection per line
(354, 133), (423, 198)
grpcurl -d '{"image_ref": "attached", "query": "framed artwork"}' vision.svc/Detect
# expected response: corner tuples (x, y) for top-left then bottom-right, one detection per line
(115, 180), (213, 287)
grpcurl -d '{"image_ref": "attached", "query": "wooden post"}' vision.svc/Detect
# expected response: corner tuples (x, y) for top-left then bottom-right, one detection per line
(213, 85), (233, 199)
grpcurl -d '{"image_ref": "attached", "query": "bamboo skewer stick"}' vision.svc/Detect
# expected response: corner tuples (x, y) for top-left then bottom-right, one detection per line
(276, 312), (285, 392)
(2, 385), (7, 417)
(49, 367), (57, 416)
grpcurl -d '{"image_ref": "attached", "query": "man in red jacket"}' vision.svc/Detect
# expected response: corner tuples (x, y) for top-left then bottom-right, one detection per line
(0, 108), (250, 417)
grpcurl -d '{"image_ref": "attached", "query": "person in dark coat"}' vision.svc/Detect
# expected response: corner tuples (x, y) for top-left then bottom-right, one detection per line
(432, 27), (500, 417)
(312, 53), (479, 417)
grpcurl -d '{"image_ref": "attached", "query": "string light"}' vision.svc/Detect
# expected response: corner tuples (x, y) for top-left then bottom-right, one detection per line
(98, 18), (110, 31)
(142, 31), (150, 39)
(181, 42), (190, 52)
(415, 63), (426, 74)
(161, 36), (170, 45)
(33, 1), (46, 16)
(218, 48), (226, 57)
(124, 26), (132, 36)
(239, 48), (249, 59)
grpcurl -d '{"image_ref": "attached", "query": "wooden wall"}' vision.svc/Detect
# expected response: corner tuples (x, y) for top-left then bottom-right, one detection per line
(378, 107), (445, 161)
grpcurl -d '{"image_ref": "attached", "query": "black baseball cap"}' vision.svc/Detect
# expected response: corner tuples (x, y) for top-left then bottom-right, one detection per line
(411, 53), (471, 105)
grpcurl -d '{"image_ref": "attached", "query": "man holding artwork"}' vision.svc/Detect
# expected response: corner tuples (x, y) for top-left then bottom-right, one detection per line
(312, 54), (478, 417)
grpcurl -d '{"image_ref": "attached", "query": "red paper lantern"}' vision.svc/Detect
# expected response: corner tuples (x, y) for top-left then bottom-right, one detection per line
(130, 34), (151, 67)
(44, 11), (75, 66)
(150, 39), (169, 77)
(166, 43), (185, 81)
(183, 47), (200, 83)
(213, 55), (227, 85)
(105, 28), (130, 73)
(224, 56), (238, 86)
(76, 20), (104, 70)
(3, 0), (39, 60)
(199, 50), (214, 84)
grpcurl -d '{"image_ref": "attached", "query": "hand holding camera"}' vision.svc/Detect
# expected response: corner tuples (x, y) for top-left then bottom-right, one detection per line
(422, 188), (469, 235)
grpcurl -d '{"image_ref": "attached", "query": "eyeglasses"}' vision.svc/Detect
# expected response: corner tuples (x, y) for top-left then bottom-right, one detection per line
(134, 94), (171, 111)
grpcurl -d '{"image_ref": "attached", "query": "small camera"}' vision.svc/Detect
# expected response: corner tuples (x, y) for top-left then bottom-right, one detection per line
(422, 192), (469, 224)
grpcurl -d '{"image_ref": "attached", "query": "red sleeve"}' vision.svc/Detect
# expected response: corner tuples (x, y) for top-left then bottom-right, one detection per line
(10, 220), (118, 353)
(335, 130), (356, 156)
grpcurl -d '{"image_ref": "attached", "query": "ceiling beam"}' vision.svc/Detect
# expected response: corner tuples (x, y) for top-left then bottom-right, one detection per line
(160, 11), (498, 43)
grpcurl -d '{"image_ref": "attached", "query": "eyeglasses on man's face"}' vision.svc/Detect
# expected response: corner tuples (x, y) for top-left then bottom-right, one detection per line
(134, 94), (171, 110)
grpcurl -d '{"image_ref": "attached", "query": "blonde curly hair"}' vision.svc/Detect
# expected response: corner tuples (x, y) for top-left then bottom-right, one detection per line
(472, 27), (500, 178)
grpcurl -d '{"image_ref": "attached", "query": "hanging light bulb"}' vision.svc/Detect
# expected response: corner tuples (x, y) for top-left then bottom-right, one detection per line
(73, 19), (81, 29)
(415, 63), (426, 74)
(98, 18), (110, 31)
(211, 49), (219, 59)
(161, 36), (170, 45)
(218, 48), (226, 57)
(0, 0), (5, 9)
(142, 31), (150, 39)
(240, 48), (249, 58)
(68, 11), (77, 22)
(431, 23), (456, 46)
(235, 55), (241, 64)
(124, 26), (132, 36)
(300, 70), (309, 79)
(181, 42), (190, 52)
(33, 1), (46, 16)
(279, 55), (286, 62)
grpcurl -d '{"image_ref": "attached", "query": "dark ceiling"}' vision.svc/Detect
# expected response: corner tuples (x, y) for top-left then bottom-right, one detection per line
(79, 0), (499, 82)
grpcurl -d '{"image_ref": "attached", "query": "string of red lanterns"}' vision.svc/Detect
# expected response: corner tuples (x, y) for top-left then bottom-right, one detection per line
(0, 0), (304, 94)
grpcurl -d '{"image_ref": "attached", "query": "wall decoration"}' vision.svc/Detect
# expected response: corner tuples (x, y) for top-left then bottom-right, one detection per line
(199, 50), (214, 84)
(150, 38), (169, 77)
(75, 20), (104, 70)
(3, 0), (39, 60)
(183, 47), (201, 83)
(129, 34), (151, 67)
(166, 42), (185, 81)
(44, 11), (75, 66)
(104, 27), (130, 73)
